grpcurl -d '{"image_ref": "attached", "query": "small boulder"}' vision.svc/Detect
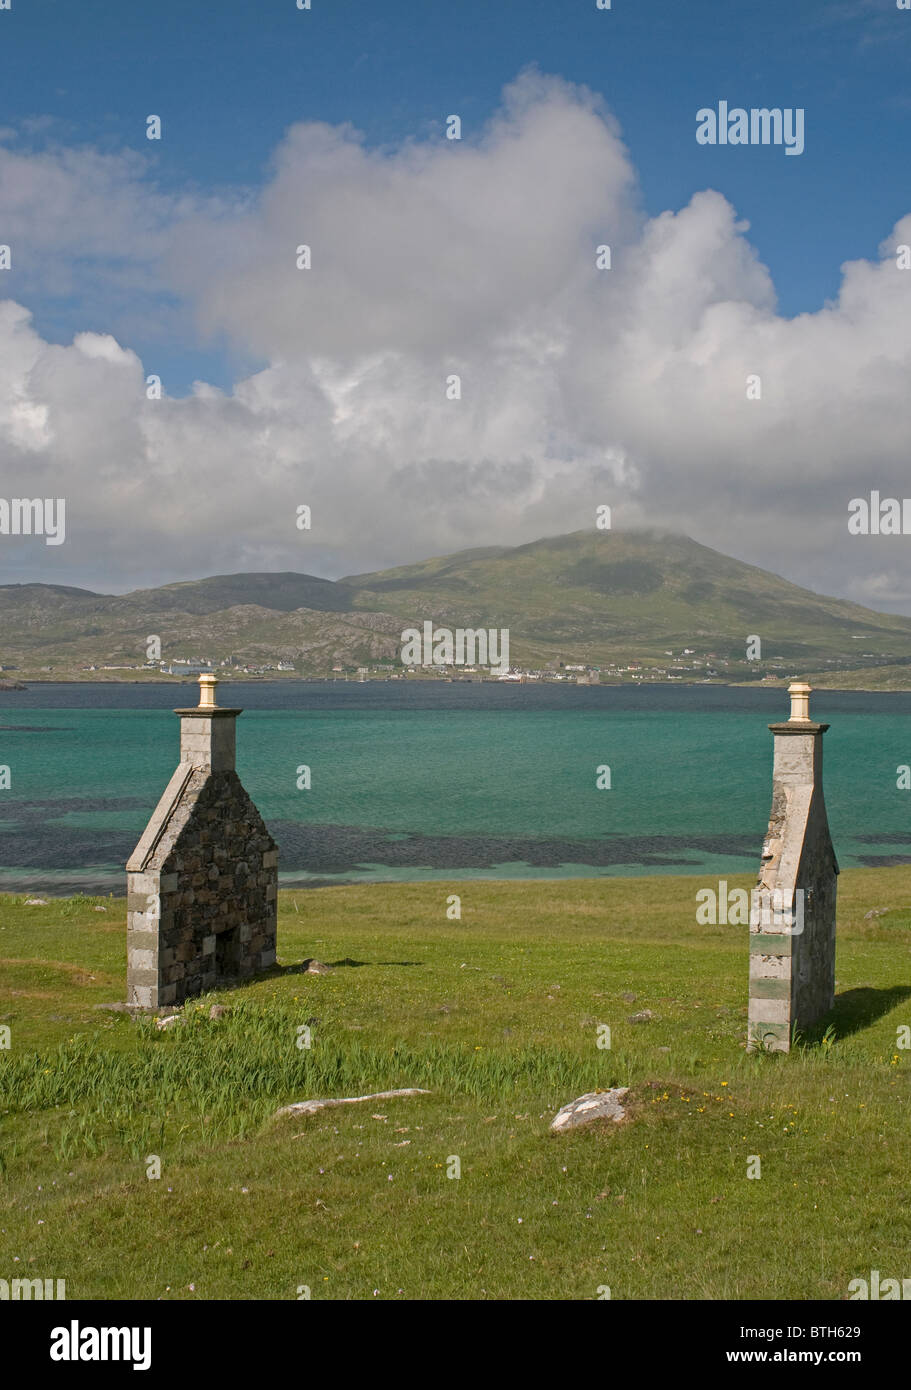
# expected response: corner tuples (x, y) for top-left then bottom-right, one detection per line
(305, 959), (333, 975)
(24, 898), (48, 906)
(208, 1004), (230, 1020)
(628, 1009), (655, 1023)
(551, 1088), (629, 1133)
(155, 1014), (181, 1030)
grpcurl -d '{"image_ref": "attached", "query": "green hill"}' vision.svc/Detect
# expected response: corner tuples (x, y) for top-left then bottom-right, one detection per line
(2, 529), (911, 683)
(344, 529), (911, 677)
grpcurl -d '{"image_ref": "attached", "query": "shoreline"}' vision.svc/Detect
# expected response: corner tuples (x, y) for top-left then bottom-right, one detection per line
(3, 675), (911, 693)
(1, 860), (908, 902)
(2, 858), (909, 901)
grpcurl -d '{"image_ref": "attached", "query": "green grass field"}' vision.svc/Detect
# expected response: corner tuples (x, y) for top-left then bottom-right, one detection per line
(1, 870), (910, 1300)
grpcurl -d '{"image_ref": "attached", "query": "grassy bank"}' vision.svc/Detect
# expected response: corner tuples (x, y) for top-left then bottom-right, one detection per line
(1, 870), (910, 1300)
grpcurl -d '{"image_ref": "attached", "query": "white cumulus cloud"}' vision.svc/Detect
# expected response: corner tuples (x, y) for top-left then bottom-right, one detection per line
(0, 71), (909, 611)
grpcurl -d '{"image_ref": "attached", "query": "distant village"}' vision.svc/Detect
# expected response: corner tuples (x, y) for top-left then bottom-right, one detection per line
(53, 648), (808, 683)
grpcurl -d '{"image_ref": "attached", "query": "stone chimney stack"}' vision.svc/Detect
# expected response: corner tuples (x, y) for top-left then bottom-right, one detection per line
(126, 675), (278, 1009)
(748, 682), (838, 1051)
(177, 674), (239, 772)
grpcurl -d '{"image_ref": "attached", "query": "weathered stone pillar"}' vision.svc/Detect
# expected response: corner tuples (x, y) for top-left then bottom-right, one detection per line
(748, 682), (838, 1051)
(126, 675), (278, 1008)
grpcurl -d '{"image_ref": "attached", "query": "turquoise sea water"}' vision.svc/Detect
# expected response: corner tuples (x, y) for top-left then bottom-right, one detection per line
(0, 681), (908, 894)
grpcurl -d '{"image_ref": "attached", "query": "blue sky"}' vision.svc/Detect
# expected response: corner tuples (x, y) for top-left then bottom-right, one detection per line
(1, 0), (910, 607)
(2, 0), (909, 392)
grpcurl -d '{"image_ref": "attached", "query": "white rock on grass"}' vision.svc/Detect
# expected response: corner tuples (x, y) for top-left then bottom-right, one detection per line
(550, 1088), (629, 1133)
(275, 1088), (431, 1121)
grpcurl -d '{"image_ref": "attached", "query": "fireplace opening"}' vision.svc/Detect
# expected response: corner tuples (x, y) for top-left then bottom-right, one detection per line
(214, 924), (242, 980)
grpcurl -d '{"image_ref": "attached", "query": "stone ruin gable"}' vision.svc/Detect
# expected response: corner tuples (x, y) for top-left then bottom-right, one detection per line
(748, 683), (838, 1051)
(756, 757), (838, 1020)
(126, 678), (278, 1009)
(127, 769), (278, 1008)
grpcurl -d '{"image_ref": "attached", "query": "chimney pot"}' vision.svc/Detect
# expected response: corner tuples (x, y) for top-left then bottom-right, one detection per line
(787, 681), (812, 722)
(198, 673), (218, 709)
